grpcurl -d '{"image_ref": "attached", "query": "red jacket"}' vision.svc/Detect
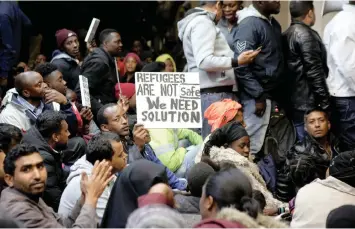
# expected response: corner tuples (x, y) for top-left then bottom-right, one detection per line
(138, 193), (246, 228)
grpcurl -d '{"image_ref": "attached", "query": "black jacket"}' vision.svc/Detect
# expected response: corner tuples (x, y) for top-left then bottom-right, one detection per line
(283, 21), (330, 111)
(232, 7), (284, 101)
(51, 50), (81, 90)
(276, 133), (337, 201)
(76, 47), (117, 117)
(22, 127), (68, 212)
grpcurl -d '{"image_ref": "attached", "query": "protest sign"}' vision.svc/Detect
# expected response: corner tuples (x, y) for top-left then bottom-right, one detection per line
(79, 75), (91, 108)
(85, 18), (100, 43)
(135, 72), (202, 129)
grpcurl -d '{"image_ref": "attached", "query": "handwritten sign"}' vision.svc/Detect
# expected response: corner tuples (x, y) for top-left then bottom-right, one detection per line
(79, 75), (91, 108)
(135, 72), (202, 129)
(85, 18), (100, 43)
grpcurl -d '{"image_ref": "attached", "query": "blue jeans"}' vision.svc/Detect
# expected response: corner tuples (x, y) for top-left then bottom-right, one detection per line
(331, 97), (355, 151)
(201, 92), (237, 138)
(242, 99), (271, 154)
(291, 110), (306, 141)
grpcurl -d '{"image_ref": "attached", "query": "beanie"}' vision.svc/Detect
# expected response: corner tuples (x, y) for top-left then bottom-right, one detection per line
(55, 29), (77, 48)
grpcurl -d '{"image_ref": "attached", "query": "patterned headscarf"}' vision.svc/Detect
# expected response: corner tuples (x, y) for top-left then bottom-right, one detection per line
(204, 99), (242, 132)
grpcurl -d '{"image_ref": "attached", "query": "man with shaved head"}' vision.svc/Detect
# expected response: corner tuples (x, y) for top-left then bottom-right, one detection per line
(0, 71), (76, 132)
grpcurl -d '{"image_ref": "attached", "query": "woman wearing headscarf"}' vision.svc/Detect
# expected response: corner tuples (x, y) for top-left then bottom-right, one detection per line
(202, 121), (286, 211)
(100, 160), (168, 228)
(217, 1), (244, 48)
(121, 52), (141, 83)
(195, 99), (244, 163)
(156, 54), (176, 72)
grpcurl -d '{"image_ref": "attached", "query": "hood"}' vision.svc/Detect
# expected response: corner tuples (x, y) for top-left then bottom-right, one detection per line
(1, 88), (18, 107)
(216, 207), (288, 228)
(22, 127), (54, 154)
(174, 194), (200, 214)
(316, 176), (355, 197)
(51, 50), (77, 63)
(237, 4), (270, 24)
(66, 155), (93, 184)
(177, 7), (216, 41)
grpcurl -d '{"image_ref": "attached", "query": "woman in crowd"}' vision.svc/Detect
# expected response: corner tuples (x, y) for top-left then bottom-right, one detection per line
(156, 54), (176, 72)
(121, 52), (141, 84)
(195, 99), (244, 163)
(128, 167), (287, 228)
(100, 160), (168, 228)
(202, 121), (286, 212)
(217, 0), (244, 48)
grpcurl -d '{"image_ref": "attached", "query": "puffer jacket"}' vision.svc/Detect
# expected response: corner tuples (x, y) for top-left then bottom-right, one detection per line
(149, 128), (203, 172)
(209, 146), (286, 210)
(276, 133), (337, 201)
(282, 21), (330, 111)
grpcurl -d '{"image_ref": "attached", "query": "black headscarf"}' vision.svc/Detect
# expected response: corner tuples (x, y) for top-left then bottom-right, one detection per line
(100, 160), (168, 228)
(203, 121), (248, 156)
(329, 150), (355, 187)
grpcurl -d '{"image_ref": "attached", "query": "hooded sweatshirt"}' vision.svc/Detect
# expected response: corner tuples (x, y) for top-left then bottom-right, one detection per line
(58, 155), (116, 224)
(51, 50), (80, 90)
(177, 7), (236, 90)
(291, 176), (355, 228)
(232, 4), (284, 101)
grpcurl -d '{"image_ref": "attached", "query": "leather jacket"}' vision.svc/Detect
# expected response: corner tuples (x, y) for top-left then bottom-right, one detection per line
(283, 21), (330, 111)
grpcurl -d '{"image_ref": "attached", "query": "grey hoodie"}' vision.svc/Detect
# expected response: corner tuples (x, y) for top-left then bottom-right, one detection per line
(58, 155), (116, 224)
(177, 8), (236, 89)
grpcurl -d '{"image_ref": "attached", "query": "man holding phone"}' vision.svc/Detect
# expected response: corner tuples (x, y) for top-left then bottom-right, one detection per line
(232, 1), (284, 155)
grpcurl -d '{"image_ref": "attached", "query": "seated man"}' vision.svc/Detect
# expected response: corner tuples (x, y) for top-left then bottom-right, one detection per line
(0, 124), (22, 194)
(34, 63), (92, 168)
(0, 143), (113, 228)
(97, 103), (187, 190)
(291, 151), (355, 228)
(277, 108), (334, 202)
(59, 132), (127, 223)
(21, 110), (70, 211)
(0, 71), (76, 132)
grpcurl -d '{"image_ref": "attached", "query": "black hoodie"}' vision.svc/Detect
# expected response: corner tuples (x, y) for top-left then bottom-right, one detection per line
(22, 127), (68, 212)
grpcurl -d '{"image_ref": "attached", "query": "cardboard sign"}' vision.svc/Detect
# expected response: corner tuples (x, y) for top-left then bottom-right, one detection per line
(85, 18), (100, 43)
(135, 72), (202, 129)
(79, 75), (91, 108)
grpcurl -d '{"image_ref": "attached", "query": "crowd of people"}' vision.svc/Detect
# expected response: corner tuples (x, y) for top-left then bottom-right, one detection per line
(1, 0), (355, 228)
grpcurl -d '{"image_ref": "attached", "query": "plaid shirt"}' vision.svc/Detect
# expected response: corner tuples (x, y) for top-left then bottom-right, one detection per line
(17, 95), (44, 117)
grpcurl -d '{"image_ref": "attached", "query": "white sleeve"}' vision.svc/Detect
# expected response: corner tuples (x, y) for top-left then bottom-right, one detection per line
(191, 18), (232, 71)
(329, 30), (355, 85)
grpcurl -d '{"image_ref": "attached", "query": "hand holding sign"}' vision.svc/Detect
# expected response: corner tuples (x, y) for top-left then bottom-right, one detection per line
(133, 124), (150, 152)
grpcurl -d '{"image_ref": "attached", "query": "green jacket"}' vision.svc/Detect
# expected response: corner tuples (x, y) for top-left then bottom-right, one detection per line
(149, 129), (203, 172)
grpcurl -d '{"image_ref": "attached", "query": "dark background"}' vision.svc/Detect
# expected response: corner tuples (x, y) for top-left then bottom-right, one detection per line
(19, 1), (162, 59)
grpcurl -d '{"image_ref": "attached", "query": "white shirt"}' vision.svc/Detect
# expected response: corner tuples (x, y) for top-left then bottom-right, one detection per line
(323, 4), (355, 97)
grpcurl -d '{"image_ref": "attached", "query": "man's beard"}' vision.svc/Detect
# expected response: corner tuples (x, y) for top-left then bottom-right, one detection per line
(27, 95), (43, 102)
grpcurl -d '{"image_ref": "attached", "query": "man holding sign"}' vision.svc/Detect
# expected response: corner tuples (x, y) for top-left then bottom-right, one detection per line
(76, 29), (123, 118)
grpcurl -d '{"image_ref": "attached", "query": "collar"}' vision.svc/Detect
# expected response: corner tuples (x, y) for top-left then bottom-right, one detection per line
(219, 18), (238, 29)
(343, 3), (355, 13)
(16, 95), (44, 115)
